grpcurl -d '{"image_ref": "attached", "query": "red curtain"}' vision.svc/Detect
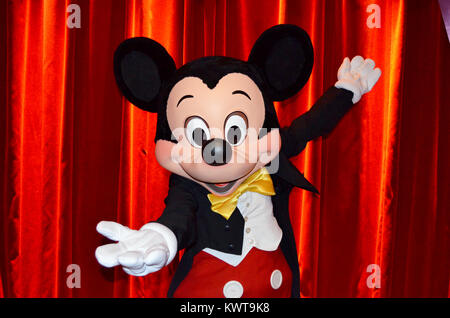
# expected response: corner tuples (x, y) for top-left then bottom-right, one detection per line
(0, 0), (449, 298)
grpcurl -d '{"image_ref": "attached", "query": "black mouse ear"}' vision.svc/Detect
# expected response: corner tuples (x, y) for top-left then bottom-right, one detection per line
(248, 24), (314, 101)
(114, 37), (176, 112)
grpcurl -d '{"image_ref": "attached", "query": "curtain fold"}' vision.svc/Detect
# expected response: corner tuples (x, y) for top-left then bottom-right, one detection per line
(1, 0), (448, 298)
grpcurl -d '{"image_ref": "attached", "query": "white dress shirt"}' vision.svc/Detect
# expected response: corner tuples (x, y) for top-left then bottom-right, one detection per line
(203, 191), (283, 266)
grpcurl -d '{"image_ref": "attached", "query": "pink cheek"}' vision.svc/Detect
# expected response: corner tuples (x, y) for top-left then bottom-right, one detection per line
(231, 142), (250, 163)
(256, 130), (281, 163)
(156, 147), (172, 164)
(157, 139), (204, 166)
(155, 140), (182, 167)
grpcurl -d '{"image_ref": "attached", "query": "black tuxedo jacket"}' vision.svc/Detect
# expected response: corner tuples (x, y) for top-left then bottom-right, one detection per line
(157, 87), (354, 297)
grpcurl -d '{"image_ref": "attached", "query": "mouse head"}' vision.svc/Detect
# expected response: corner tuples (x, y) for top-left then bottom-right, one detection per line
(114, 24), (313, 196)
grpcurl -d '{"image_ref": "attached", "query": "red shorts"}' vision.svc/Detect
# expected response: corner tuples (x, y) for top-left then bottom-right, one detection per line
(174, 247), (292, 298)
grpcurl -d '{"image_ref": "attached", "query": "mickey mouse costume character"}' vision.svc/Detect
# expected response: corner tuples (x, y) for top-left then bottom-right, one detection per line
(95, 24), (381, 298)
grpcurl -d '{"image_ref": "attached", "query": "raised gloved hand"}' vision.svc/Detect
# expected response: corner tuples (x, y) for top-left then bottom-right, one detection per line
(95, 221), (177, 276)
(335, 56), (381, 104)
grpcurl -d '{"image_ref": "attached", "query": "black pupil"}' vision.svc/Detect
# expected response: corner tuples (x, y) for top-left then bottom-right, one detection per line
(227, 126), (241, 145)
(192, 128), (207, 146)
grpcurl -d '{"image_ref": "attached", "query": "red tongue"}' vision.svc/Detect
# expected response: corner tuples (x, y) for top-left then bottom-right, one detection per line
(215, 183), (228, 187)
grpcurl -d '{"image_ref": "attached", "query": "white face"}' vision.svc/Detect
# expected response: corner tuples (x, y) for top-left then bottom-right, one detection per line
(155, 73), (281, 196)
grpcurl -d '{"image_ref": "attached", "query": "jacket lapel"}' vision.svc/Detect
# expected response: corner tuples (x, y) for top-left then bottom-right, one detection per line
(273, 153), (319, 194)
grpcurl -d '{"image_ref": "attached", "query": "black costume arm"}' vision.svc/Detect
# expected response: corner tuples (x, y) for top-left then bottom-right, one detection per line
(156, 175), (198, 251)
(280, 86), (354, 158)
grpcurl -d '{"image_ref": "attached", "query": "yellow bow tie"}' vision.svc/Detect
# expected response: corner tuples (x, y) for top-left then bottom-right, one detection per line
(207, 168), (275, 220)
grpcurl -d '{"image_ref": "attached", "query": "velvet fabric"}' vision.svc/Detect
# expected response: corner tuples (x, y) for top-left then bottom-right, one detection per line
(0, 0), (449, 297)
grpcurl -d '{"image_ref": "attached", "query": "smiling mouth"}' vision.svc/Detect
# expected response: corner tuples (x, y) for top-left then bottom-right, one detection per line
(205, 181), (237, 193)
(180, 166), (238, 194)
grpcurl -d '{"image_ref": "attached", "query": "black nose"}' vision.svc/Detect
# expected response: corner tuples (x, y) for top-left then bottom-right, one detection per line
(202, 138), (232, 166)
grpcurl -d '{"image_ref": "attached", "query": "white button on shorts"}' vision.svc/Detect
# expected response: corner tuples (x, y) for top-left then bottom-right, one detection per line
(223, 280), (244, 298)
(270, 270), (283, 289)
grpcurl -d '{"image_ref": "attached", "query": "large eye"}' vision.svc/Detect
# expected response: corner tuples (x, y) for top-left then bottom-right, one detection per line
(224, 111), (248, 146)
(185, 116), (210, 148)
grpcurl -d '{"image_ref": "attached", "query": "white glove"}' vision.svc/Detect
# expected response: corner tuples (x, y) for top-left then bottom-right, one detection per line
(335, 56), (381, 104)
(95, 221), (177, 276)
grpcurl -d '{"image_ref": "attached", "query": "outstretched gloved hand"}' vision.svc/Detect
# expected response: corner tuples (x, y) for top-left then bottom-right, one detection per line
(335, 56), (381, 104)
(95, 221), (177, 276)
